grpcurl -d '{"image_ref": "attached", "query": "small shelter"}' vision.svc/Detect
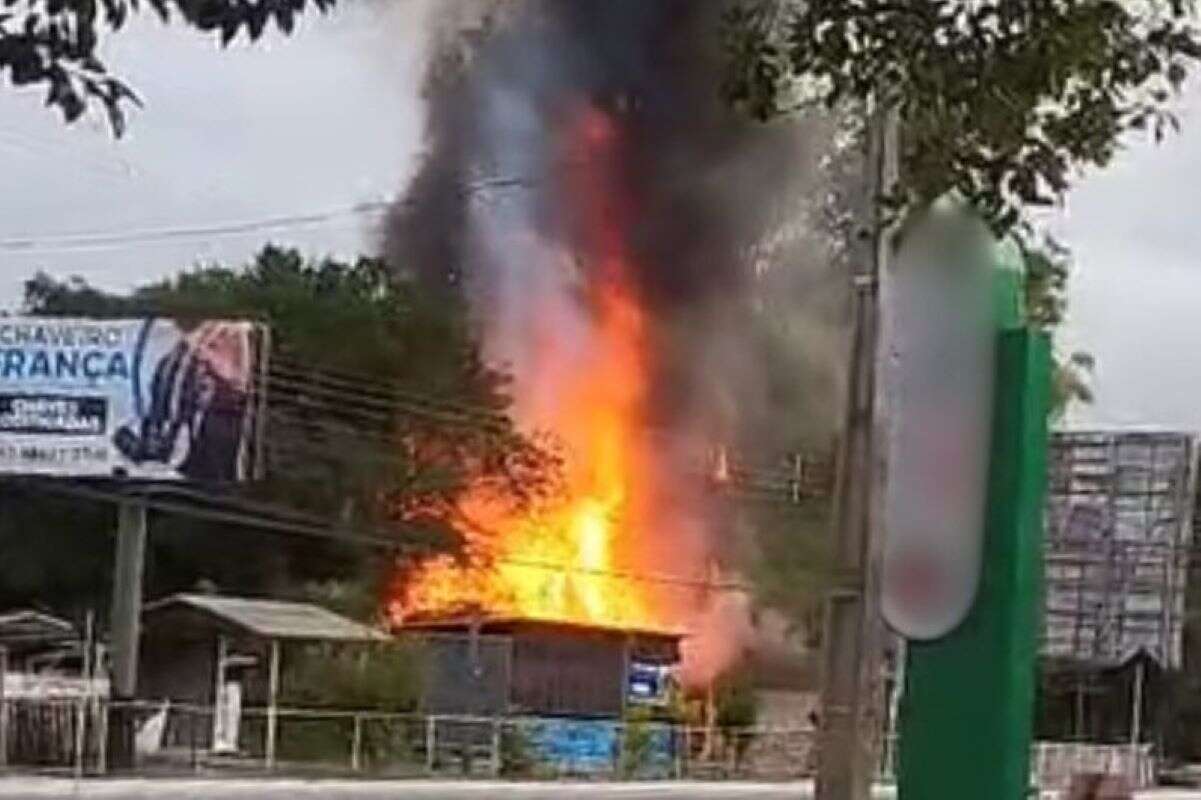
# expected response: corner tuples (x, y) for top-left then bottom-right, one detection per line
(139, 593), (387, 762)
(398, 615), (682, 719)
(0, 610), (78, 673)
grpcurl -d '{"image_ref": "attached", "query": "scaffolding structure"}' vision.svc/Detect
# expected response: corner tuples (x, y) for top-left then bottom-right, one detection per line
(1043, 431), (1197, 669)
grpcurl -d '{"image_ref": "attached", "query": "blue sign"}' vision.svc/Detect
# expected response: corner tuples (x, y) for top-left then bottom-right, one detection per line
(626, 662), (672, 705)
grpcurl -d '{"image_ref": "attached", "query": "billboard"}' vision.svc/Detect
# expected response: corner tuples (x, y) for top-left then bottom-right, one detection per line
(0, 317), (267, 481)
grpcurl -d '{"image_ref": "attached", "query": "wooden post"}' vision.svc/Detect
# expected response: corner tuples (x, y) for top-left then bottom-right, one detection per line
(97, 687), (108, 775)
(425, 715), (436, 772)
(490, 718), (501, 777)
(107, 496), (147, 770)
(74, 611), (94, 778)
(1130, 658), (1146, 784)
(1076, 673), (1086, 740)
(674, 724), (684, 780)
(351, 714), (363, 772)
(0, 646), (8, 769)
(211, 635), (227, 752)
(816, 106), (895, 800)
(265, 639), (280, 770)
(885, 639), (906, 778)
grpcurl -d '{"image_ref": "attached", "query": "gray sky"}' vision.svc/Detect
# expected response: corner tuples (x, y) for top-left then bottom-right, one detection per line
(1052, 81), (1201, 431)
(0, 1), (428, 302)
(0, 3), (1196, 432)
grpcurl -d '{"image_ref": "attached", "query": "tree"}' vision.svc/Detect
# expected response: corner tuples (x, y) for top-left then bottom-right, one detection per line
(723, 0), (1201, 240)
(1, 0), (336, 135)
(738, 497), (830, 646)
(1023, 236), (1096, 417)
(6, 245), (556, 619)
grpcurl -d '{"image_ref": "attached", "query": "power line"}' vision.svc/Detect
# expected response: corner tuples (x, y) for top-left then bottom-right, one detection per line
(263, 359), (832, 490)
(270, 354), (512, 425)
(0, 202), (391, 254)
(258, 382), (830, 505)
(0, 175), (542, 255)
(18, 479), (751, 594)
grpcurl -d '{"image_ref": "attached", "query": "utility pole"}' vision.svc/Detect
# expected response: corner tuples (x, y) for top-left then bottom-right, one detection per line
(107, 494), (148, 770)
(815, 107), (896, 800)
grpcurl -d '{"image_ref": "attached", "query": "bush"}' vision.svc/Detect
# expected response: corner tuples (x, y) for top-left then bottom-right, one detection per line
(715, 672), (760, 769)
(275, 642), (425, 765)
(620, 707), (658, 778)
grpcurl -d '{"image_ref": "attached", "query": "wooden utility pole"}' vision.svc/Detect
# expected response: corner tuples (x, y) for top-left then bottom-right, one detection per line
(107, 495), (148, 769)
(815, 107), (895, 800)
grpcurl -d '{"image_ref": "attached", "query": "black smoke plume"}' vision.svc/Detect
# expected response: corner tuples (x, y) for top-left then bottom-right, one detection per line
(386, 0), (849, 453)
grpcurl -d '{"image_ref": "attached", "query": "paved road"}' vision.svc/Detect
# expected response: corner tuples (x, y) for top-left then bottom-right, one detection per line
(0, 778), (1198, 799)
(0, 779), (843, 799)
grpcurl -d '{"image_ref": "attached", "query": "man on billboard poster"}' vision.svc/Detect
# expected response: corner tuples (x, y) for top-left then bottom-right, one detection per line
(114, 320), (260, 482)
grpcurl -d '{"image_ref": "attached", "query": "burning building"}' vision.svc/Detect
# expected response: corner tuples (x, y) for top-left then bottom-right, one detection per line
(384, 0), (849, 688)
(403, 616), (681, 719)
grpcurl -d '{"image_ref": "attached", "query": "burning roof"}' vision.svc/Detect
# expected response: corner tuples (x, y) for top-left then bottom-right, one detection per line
(384, 0), (847, 687)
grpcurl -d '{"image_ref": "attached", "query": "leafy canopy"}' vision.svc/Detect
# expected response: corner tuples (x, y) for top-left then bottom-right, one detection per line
(723, 0), (1201, 237)
(1, 0), (336, 135)
(12, 246), (557, 617)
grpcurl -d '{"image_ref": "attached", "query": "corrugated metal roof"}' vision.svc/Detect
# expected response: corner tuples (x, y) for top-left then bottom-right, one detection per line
(0, 610), (76, 648)
(145, 594), (388, 643)
(396, 614), (686, 641)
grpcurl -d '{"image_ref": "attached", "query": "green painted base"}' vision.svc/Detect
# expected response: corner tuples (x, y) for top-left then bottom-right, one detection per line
(897, 330), (1051, 799)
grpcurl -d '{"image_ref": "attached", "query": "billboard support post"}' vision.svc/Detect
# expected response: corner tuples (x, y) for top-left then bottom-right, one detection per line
(106, 494), (147, 770)
(897, 256), (1051, 799)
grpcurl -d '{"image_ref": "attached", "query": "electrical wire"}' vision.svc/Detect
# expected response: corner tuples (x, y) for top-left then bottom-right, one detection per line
(19, 478), (752, 594)
(0, 202), (391, 254)
(0, 175), (543, 255)
(262, 360), (831, 490)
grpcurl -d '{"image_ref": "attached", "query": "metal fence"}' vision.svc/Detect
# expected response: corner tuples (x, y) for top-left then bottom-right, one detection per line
(0, 697), (840, 781)
(0, 697), (1157, 788)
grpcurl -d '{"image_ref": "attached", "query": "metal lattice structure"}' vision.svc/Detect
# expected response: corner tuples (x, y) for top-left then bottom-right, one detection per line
(1043, 431), (1197, 668)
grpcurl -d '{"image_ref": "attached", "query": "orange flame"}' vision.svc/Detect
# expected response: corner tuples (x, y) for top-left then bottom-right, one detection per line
(390, 104), (679, 632)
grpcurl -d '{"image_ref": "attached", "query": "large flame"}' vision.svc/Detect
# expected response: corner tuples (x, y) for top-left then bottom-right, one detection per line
(390, 105), (679, 632)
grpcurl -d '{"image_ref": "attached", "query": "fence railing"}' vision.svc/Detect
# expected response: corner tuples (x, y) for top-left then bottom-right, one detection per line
(0, 697), (1157, 788)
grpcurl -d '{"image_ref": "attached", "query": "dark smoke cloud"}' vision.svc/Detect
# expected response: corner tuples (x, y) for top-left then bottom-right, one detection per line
(386, 0), (849, 459)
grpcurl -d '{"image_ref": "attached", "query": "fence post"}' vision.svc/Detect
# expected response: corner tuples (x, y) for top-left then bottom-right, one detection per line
(98, 701), (108, 775)
(264, 639), (281, 771)
(490, 718), (501, 777)
(351, 714), (363, 772)
(73, 696), (86, 779)
(0, 646), (8, 770)
(615, 720), (624, 778)
(190, 707), (199, 773)
(674, 724), (683, 780)
(425, 715), (436, 773)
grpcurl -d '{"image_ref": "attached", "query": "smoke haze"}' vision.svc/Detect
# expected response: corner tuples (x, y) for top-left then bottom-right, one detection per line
(386, 0), (853, 682)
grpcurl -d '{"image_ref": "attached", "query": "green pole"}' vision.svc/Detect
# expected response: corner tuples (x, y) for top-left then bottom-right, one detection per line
(896, 247), (1052, 799)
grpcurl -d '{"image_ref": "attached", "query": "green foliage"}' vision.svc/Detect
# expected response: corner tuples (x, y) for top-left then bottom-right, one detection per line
(10, 246), (557, 616)
(619, 706), (658, 779)
(1021, 237), (1095, 417)
(723, 0), (1201, 239)
(715, 671), (759, 767)
(282, 643), (422, 711)
(714, 671), (760, 730)
(1, 0), (336, 135)
(739, 497), (831, 642)
(275, 642), (424, 765)
(25, 246), (556, 530)
(498, 723), (534, 778)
